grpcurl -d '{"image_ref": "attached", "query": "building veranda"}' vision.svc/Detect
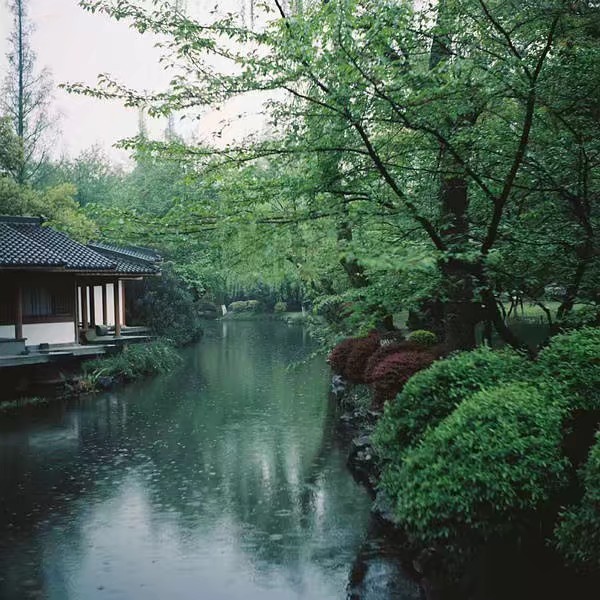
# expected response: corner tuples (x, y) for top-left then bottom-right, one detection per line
(0, 216), (161, 367)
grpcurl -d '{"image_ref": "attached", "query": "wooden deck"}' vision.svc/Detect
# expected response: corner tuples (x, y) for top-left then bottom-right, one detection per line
(0, 327), (153, 369)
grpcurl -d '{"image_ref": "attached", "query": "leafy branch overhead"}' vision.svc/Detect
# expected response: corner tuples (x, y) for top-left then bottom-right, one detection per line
(61, 0), (599, 348)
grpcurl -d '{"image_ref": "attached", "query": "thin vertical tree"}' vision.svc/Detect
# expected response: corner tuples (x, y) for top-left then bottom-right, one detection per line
(2, 0), (55, 183)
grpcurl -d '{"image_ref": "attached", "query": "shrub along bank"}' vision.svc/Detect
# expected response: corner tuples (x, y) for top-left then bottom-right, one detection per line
(328, 327), (600, 578)
(80, 340), (183, 391)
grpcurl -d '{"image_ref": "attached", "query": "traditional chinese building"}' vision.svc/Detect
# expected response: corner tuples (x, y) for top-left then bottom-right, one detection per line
(0, 216), (160, 366)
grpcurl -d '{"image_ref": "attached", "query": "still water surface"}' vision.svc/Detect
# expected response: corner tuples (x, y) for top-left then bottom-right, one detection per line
(0, 322), (375, 600)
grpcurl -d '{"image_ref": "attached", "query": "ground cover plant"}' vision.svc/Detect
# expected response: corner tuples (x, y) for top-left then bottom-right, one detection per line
(83, 340), (182, 385)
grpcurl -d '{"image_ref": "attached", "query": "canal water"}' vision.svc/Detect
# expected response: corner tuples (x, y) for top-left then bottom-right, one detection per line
(0, 321), (395, 600)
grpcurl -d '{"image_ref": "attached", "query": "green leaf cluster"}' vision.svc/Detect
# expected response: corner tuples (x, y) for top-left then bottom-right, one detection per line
(393, 382), (568, 548)
(373, 347), (529, 465)
(536, 327), (600, 410)
(554, 433), (600, 570)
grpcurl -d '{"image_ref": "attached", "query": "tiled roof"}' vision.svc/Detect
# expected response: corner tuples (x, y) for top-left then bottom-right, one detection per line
(88, 242), (161, 275)
(112, 258), (161, 275)
(0, 223), (65, 267)
(0, 216), (161, 276)
(87, 242), (161, 275)
(10, 223), (116, 270)
(88, 242), (162, 263)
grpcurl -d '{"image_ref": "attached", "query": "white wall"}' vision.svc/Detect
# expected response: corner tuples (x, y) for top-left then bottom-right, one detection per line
(23, 322), (75, 346)
(119, 280), (125, 325)
(93, 286), (103, 325)
(0, 325), (15, 339)
(76, 283), (124, 327)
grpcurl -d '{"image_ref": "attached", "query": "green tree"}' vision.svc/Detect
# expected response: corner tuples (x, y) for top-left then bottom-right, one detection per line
(0, 116), (23, 177)
(69, 0), (600, 348)
(2, 0), (56, 183)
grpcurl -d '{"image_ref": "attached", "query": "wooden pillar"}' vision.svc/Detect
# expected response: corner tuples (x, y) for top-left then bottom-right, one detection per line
(81, 285), (89, 331)
(74, 280), (80, 343)
(113, 279), (121, 337)
(101, 284), (108, 326)
(14, 284), (23, 340)
(121, 281), (126, 327)
(89, 285), (96, 327)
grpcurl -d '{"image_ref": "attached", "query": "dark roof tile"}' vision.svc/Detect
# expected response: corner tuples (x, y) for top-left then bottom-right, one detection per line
(10, 223), (116, 270)
(88, 242), (161, 263)
(0, 223), (65, 267)
(0, 216), (161, 276)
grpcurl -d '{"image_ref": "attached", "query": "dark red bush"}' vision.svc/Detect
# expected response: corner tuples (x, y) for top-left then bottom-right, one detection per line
(371, 350), (437, 410)
(327, 337), (356, 375)
(364, 340), (425, 383)
(343, 332), (381, 383)
(327, 331), (381, 382)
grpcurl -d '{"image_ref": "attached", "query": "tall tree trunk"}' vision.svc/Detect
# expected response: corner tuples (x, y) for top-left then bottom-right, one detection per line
(429, 0), (478, 351)
(337, 220), (368, 289)
(438, 173), (478, 351)
(16, 0), (26, 183)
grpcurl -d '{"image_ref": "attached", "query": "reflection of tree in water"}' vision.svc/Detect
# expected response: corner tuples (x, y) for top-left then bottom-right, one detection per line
(0, 396), (134, 599)
(0, 322), (373, 599)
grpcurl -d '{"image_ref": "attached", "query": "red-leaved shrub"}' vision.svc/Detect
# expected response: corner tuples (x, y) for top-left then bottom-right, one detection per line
(327, 331), (382, 382)
(343, 332), (381, 383)
(364, 340), (426, 383)
(327, 337), (356, 375)
(371, 350), (437, 410)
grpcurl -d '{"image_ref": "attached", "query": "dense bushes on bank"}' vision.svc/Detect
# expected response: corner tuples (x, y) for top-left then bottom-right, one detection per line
(366, 327), (600, 573)
(373, 347), (530, 464)
(83, 340), (182, 385)
(329, 326), (600, 574)
(327, 330), (440, 404)
(393, 383), (568, 549)
(129, 265), (203, 346)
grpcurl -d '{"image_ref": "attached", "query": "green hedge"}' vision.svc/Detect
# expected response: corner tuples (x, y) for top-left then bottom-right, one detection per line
(373, 347), (529, 465)
(406, 329), (437, 347)
(391, 383), (568, 548)
(536, 327), (600, 410)
(554, 433), (600, 570)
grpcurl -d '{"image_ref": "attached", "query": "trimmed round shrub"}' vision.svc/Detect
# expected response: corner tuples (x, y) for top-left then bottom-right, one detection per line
(246, 299), (261, 312)
(407, 329), (437, 347)
(536, 327), (600, 410)
(554, 433), (600, 570)
(370, 349), (437, 409)
(391, 383), (568, 549)
(364, 343), (405, 383)
(274, 301), (287, 313)
(228, 300), (249, 312)
(228, 299), (262, 312)
(373, 347), (530, 464)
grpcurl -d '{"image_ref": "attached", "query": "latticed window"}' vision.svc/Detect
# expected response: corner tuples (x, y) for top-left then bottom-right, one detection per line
(22, 285), (74, 322)
(0, 291), (14, 325)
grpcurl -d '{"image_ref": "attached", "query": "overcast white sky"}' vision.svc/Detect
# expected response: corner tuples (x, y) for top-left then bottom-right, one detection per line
(0, 0), (267, 165)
